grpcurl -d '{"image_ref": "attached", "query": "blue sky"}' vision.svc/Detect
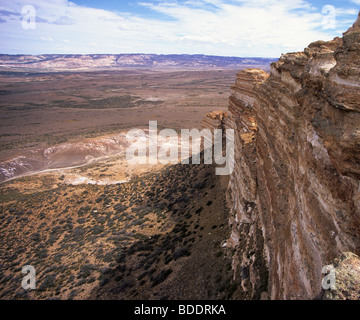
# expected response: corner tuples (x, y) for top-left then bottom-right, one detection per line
(0, 0), (359, 57)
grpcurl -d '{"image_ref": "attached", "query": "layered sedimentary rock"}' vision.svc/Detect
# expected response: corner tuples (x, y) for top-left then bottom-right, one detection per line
(203, 13), (360, 299)
(201, 110), (228, 130)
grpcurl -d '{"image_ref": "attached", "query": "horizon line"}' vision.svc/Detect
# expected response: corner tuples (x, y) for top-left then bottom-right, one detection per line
(0, 53), (278, 59)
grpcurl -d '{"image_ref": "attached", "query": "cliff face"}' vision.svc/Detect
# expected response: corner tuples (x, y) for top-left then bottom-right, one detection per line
(205, 14), (360, 299)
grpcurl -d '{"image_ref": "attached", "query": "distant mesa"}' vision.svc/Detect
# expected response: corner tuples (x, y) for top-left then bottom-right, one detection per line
(0, 54), (276, 72)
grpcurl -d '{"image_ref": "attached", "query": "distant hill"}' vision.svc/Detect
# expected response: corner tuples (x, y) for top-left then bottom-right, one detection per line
(0, 54), (275, 72)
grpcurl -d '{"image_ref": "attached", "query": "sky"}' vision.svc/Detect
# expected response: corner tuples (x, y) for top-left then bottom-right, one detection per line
(0, 0), (359, 57)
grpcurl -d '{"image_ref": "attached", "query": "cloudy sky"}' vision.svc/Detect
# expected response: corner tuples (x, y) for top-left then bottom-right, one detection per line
(0, 0), (359, 57)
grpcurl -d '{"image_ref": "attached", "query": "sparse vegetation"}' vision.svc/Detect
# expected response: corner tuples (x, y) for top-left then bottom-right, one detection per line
(0, 128), (233, 300)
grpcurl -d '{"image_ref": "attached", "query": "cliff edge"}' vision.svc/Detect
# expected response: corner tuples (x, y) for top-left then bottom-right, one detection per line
(203, 12), (360, 299)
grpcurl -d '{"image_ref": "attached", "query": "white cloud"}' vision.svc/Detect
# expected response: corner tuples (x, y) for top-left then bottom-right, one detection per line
(0, 0), (359, 56)
(53, 15), (76, 25)
(40, 36), (53, 41)
(336, 8), (359, 15)
(136, 1), (326, 52)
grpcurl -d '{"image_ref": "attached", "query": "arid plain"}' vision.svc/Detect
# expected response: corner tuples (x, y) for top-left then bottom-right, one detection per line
(0, 69), (235, 159)
(0, 65), (263, 300)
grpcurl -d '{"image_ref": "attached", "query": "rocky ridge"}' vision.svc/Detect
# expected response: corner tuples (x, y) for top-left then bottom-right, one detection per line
(203, 13), (360, 299)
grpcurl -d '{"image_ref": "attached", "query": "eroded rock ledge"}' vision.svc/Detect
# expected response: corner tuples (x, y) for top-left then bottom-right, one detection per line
(203, 13), (360, 299)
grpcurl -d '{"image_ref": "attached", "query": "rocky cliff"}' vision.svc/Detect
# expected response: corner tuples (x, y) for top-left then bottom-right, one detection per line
(203, 13), (360, 299)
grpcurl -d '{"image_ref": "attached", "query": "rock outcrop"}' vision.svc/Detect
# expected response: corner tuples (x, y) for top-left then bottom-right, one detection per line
(203, 13), (360, 299)
(201, 111), (228, 130)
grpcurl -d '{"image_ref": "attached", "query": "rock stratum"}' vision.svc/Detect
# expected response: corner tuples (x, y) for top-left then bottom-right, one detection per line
(203, 13), (360, 299)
